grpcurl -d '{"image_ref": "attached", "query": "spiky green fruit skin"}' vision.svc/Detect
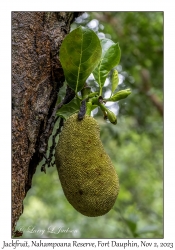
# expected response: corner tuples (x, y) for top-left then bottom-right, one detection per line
(55, 113), (119, 217)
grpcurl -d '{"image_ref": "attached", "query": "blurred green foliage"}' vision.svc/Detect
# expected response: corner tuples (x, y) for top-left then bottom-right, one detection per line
(16, 12), (163, 238)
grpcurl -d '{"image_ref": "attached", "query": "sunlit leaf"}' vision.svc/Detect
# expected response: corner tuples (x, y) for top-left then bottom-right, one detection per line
(93, 38), (121, 87)
(57, 98), (81, 119)
(111, 69), (119, 93)
(59, 26), (102, 93)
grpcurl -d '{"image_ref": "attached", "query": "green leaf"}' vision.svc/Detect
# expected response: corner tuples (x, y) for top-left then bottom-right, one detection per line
(56, 97), (81, 120)
(59, 26), (102, 93)
(93, 38), (121, 88)
(111, 69), (119, 93)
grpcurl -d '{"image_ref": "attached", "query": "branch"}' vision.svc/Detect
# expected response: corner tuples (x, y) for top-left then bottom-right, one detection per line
(141, 68), (163, 117)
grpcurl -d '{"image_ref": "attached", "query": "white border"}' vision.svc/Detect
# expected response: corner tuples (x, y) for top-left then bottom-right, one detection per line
(0, 0), (175, 246)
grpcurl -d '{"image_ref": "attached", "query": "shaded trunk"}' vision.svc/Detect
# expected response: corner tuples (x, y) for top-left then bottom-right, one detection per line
(12, 11), (80, 235)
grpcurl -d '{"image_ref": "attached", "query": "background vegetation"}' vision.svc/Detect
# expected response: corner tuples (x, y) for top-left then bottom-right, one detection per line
(15, 12), (163, 238)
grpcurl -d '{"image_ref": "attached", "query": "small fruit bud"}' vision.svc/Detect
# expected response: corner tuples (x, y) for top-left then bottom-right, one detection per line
(106, 109), (117, 125)
(107, 89), (131, 102)
(111, 69), (119, 93)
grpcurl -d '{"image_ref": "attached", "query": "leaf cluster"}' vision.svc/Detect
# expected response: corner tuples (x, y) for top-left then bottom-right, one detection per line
(58, 26), (131, 124)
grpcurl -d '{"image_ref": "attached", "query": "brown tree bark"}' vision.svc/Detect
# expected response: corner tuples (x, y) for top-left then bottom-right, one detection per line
(12, 11), (81, 235)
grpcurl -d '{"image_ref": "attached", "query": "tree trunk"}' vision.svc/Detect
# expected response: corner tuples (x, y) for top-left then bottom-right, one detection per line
(12, 11), (81, 235)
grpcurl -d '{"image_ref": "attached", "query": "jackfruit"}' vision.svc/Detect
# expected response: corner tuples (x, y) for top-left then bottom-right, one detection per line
(55, 113), (119, 217)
